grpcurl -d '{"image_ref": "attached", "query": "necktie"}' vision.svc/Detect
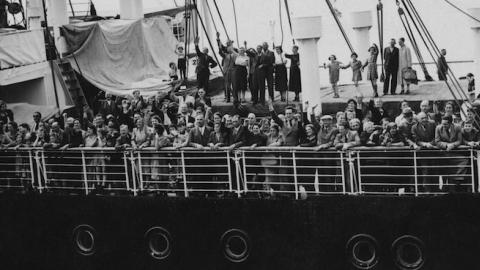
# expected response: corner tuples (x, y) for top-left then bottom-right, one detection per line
(446, 127), (451, 140)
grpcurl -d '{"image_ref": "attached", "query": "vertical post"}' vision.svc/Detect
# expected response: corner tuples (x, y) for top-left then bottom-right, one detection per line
(28, 150), (36, 189)
(292, 151), (299, 200)
(469, 8), (480, 97)
(35, 151), (43, 193)
(356, 152), (363, 194)
(180, 151), (189, 198)
(81, 150), (89, 195)
(470, 149), (475, 193)
(351, 11), (373, 60)
(413, 150), (418, 196)
(292, 16), (323, 113)
(123, 152), (131, 192)
(242, 151), (248, 192)
(137, 152), (144, 192)
(226, 151), (233, 192)
(477, 150), (480, 193)
(41, 151), (48, 186)
(130, 151), (137, 196)
(234, 151), (242, 198)
(340, 151), (346, 194)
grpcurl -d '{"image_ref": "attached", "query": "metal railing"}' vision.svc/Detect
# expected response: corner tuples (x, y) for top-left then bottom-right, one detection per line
(0, 147), (478, 198)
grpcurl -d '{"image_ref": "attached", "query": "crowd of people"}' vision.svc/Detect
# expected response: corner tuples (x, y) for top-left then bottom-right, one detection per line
(0, 85), (479, 153)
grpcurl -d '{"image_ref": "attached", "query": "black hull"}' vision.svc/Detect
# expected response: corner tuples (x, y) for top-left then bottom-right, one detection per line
(1, 193), (479, 270)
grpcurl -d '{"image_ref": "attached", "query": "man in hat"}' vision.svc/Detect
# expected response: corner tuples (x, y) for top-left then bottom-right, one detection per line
(383, 38), (400, 95)
(398, 107), (416, 147)
(316, 115), (338, 150)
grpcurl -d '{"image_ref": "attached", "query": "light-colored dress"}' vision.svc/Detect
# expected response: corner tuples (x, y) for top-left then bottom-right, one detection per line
(398, 45), (412, 85)
(328, 60), (342, 84)
(344, 60), (363, 82)
(365, 51), (379, 80)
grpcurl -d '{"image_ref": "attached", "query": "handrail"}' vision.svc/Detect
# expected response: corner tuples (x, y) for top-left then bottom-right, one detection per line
(0, 147), (477, 198)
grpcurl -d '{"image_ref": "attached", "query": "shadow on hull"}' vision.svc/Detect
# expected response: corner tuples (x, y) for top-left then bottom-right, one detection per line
(1, 194), (479, 270)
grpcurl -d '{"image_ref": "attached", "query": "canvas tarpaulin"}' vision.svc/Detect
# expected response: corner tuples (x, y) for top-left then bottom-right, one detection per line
(0, 29), (46, 70)
(61, 18), (177, 97)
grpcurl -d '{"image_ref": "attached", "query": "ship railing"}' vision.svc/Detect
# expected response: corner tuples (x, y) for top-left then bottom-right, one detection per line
(0, 147), (478, 197)
(352, 147), (476, 196)
(236, 148), (348, 199)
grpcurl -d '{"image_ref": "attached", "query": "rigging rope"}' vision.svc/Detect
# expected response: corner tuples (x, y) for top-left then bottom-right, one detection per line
(212, 0), (230, 40)
(204, 0), (219, 34)
(283, 0), (295, 45)
(377, 0), (385, 82)
(192, 0), (225, 75)
(396, 5), (433, 81)
(184, 0), (191, 79)
(443, 0), (480, 24)
(231, 0), (240, 48)
(325, 0), (354, 53)
(278, 0), (284, 46)
(398, 0), (480, 125)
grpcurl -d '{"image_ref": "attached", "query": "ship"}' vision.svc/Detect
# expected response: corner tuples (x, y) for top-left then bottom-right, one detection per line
(1, 0), (480, 270)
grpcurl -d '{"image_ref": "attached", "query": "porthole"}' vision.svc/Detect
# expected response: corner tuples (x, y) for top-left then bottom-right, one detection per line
(220, 229), (250, 263)
(145, 227), (172, 260)
(346, 234), (380, 269)
(392, 235), (426, 270)
(72, 224), (96, 256)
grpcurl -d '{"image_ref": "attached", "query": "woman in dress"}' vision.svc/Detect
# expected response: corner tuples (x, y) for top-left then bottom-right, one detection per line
(233, 47), (250, 103)
(285, 45), (301, 102)
(342, 52), (363, 98)
(327, 55), (342, 98)
(274, 46), (288, 102)
(361, 44), (379, 97)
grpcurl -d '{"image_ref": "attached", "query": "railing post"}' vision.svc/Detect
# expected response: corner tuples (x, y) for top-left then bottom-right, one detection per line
(180, 151), (188, 198)
(137, 151), (144, 192)
(81, 150), (89, 195)
(27, 150), (36, 190)
(41, 150), (48, 186)
(226, 151), (233, 192)
(292, 150), (299, 199)
(242, 151), (248, 193)
(413, 150), (419, 196)
(34, 151), (43, 193)
(477, 150), (480, 193)
(470, 149), (475, 193)
(340, 151), (346, 194)
(130, 151), (137, 196)
(234, 151), (242, 198)
(123, 151), (131, 192)
(356, 151), (362, 194)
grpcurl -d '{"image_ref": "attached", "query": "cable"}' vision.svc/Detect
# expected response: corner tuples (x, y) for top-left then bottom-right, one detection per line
(283, 0), (295, 45)
(325, 0), (354, 53)
(377, 0), (385, 82)
(212, 0), (230, 40)
(204, 0), (219, 34)
(278, 0), (284, 46)
(231, 0), (240, 48)
(443, 0), (480, 24)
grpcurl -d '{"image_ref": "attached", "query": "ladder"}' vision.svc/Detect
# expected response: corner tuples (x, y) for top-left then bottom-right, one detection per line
(52, 59), (91, 118)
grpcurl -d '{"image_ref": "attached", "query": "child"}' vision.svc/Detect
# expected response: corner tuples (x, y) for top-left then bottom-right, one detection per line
(362, 44), (380, 97)
(176, 45), (187, 81)
(173, 121), (188, 149)
(381, 123), (406, 147)
(342, 52), (363, 98)
(334, 122), (361, 151)
(115, 124), (131, 151)
(169, 62), (179, 81)
(327, 55), (342, 98)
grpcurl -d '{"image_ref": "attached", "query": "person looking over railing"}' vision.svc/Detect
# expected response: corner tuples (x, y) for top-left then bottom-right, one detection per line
(381, 123), (406, 147)
(461, 121), (479, 148)
(334, 121), (361, 151)
(208, 122), (227, 150)
(187, 113), (211, 148)
(115, 124), (132, 151)
(226, 115), (246, 150)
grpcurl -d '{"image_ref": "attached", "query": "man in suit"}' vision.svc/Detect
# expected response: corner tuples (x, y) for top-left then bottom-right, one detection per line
(248, 46), (262, 104)
(412, 111), (437, 191)
(257, 42), (275, 104)
(435, 115), (467, 191)
(187, 113), (212, 148)
(31, 111), (43, 132)
(194, 37), (218, 94)
(217, 33), (237, 103)
(227, 115), (247, 150)
(383, 38), (400, 95)
(269, 102), (300, 146)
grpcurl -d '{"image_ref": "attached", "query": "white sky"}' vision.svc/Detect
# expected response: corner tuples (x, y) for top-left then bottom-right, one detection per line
(71, 0), (480, 82)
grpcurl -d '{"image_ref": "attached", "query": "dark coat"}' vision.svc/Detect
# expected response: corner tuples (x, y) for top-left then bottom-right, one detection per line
(195, 45), (217, 74)
(187, 126), (213, 147)
(384, 46), (399, 71)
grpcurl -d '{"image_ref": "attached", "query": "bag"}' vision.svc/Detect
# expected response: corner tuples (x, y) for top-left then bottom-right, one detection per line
(402, 67), (419, 84)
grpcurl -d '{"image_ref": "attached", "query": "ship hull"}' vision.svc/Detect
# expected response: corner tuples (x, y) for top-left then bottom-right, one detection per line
(1, 193), (479, 270)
